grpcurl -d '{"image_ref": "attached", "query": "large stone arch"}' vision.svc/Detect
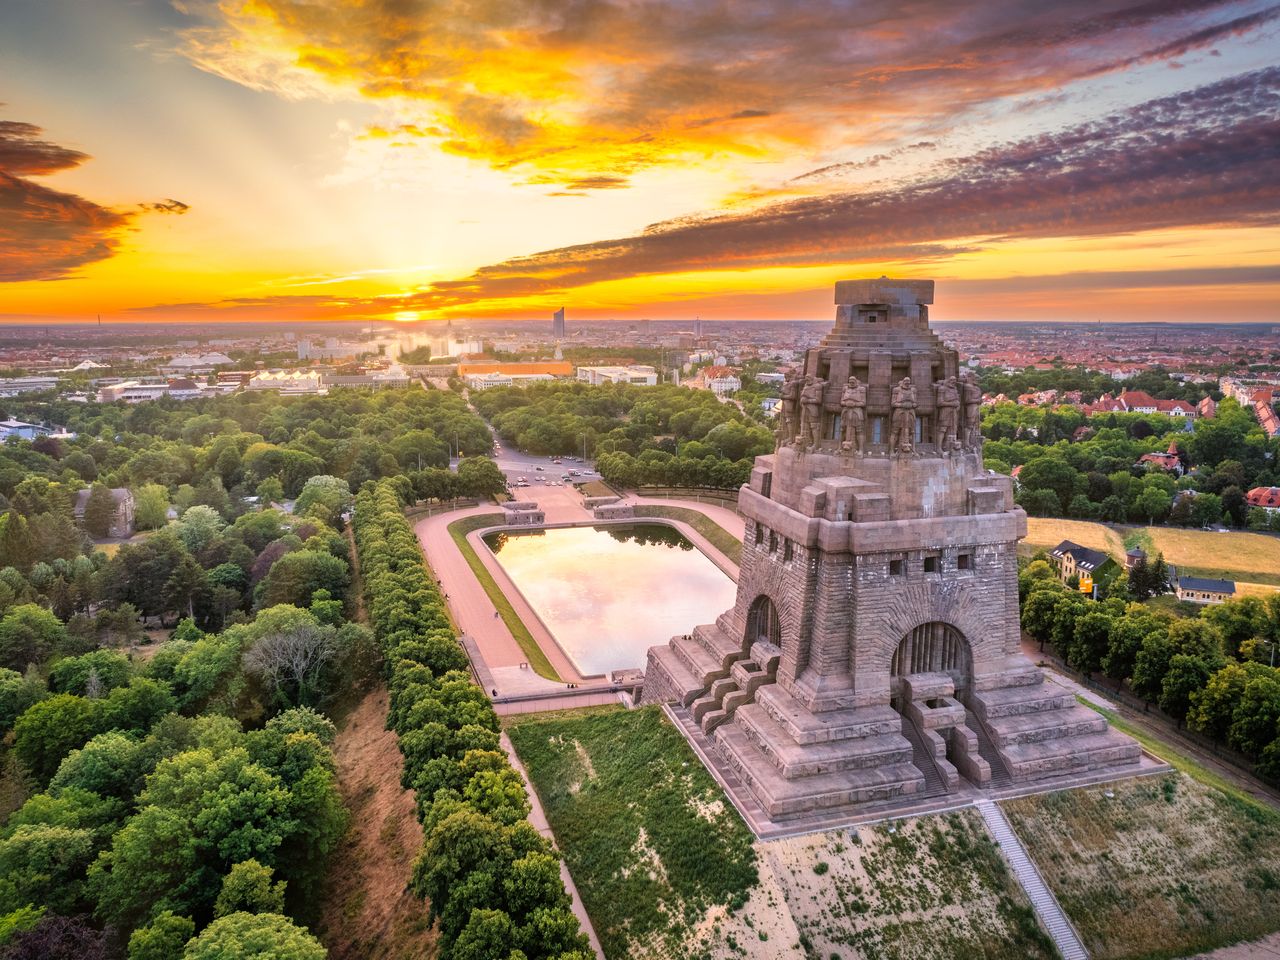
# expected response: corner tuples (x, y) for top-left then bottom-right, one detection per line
(745, 594), (783, 647)
(889, 621), (973, 698)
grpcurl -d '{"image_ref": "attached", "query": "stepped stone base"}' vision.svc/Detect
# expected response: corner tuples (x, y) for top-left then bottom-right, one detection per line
(643, 641), (1142, 822)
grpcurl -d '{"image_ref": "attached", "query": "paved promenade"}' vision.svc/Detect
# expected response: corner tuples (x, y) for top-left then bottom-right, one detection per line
(413, 483), (746, 702)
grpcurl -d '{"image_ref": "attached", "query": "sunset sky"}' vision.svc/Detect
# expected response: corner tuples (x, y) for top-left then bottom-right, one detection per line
(1, 0), (1278, 324)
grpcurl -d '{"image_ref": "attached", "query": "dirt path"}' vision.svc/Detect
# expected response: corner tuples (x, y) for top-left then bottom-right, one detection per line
(316, 685), (436, 960)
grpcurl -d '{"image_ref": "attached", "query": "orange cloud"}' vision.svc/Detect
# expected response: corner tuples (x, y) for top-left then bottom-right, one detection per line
(0, 121), (131, 282)
(176, 0), (1269, 185)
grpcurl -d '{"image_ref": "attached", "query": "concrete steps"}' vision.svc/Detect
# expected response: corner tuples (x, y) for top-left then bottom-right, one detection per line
(989, 704), (1108, 747)
(735, 702), (913, 777)
(671, 635), (727, 687)
(975, 799), (1089, 960)
(693, 621), (746, 670)
(971, 683), (1076, 720)
(715, 721), (925, 819)
(755, 685), (903, 744)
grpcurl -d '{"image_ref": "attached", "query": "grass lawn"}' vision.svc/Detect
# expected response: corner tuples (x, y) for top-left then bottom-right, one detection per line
(1004, 772), (1280, 960)
(507, 705), (758, 960)
(632, 505), (743, 566)
(577, 479), (614, 498)
(1144, 526), (1280, 587)
(446, 513), (559, 681)
(1022, 518), (1127, 558)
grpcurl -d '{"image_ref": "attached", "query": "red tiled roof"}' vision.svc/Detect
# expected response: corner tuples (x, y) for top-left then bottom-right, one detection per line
(1248, 486), (1280, 508)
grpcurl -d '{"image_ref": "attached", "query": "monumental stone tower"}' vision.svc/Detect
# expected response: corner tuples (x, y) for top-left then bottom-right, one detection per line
(642, 279), (1140, 823)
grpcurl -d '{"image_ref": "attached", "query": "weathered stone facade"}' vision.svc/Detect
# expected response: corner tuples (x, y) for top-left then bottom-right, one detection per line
(642, 279), (1140, 822)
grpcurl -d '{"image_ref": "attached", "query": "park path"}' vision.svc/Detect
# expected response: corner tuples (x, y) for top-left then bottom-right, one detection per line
(974, 798), (1090, 960)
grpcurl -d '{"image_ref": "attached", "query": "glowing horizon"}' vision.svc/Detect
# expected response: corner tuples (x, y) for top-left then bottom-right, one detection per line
(1, 0), (1278, 325)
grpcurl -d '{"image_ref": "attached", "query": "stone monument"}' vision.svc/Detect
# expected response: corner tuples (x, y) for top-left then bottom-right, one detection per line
(642, 278), (1140, 825)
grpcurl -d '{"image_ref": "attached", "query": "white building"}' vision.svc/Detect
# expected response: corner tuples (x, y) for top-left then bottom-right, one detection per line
(0, 419), (47, 440)
(0, 377), (59, 396)
(158, 353), (234, 375)
(246, 370), (327, 395)
(97, 381), (171, 403)
(576, 365), (658, 386)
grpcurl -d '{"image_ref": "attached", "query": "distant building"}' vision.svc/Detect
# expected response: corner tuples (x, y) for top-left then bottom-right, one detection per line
(73, 487), (135, 539)
(702, 365), (742, 397)
(465, 371), (556, 390)
(457, 361), (572, 379)
(576, 365), (658, 386)
(246, 370), (327, 395)
(1197, 396), (1217, 419)
(1136, 438), (1183, 475)
(1175, 576), (1235, 605)
(159, 353), (234, 374)
(0, 376), (59, 396)
(297, 339), (366, 361)
(323, 365), (412, 389)
(0, 419), (48, 440)
(1123, 547), (1147, 571)
(1247, 486), (1280, 514)
(552, 307), (565, 339)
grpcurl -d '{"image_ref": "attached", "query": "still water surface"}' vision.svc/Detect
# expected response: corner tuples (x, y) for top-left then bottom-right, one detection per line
(483, 523), (737, 676)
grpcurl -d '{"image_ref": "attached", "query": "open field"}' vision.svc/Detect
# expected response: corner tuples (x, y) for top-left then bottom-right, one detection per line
(508, 705), (1052, 960)
(1022, 517), (1127, 557)
(446, 513), (559, 680)
(1024, 518), (1280, 587)
(632, 504), (743, 566)
(1005, 773), (1280, 960)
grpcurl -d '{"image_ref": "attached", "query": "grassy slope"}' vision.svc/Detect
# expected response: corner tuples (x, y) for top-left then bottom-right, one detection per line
(445, 513), (559, 681)
(1004, 772), (1280, 960)
(507, 705), (758, 960)
(631, 505), (743, 566)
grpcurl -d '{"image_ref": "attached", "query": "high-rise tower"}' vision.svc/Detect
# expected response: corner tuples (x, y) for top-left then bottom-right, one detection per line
(643, 279), (1140, 826)
(552, 307), (565, 339)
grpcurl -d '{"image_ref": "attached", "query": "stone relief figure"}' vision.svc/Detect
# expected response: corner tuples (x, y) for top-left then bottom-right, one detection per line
(799, 375), (828, 449)
(839, 375), (867, 453)
(960, 370), (983, 449)
(934, 375), (961, 451)
(890, 377), (917, 456)
(776, 369), (802, 447)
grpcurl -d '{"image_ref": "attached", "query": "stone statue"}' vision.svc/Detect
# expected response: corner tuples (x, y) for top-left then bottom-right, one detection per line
(960, 370), (982, 449)
(799, 375), (827, 449)
(777, 369), (802, 447)
(839, 375), (867, 453)
(934, 375), (961, 451)
(890, 377), (917, 456)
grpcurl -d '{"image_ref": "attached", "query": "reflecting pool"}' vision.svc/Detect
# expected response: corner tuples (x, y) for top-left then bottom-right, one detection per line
(483, 523), (737, 676)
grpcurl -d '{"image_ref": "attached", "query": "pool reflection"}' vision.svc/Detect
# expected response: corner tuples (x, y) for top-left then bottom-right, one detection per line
(484, 523), (737, 676)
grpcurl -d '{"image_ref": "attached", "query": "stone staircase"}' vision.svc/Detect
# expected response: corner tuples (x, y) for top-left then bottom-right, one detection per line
(975, 799), (1089, 960)
(690, 641), (781, 735)
(969, 667), (1140, 783)
(897, 711), (952, 798)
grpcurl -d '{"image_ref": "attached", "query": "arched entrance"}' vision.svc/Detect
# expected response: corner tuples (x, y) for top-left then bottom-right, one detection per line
(746, 595), (782, 647)
(890, 622), (972, 697)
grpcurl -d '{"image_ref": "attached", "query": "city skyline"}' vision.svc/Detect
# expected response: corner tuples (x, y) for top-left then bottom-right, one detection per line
(1, 0), (1278, 324)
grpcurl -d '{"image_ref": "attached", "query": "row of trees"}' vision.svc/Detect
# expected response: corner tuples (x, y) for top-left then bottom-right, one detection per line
(353, 479), (591, 960)
(1020, 562), (1280, 779)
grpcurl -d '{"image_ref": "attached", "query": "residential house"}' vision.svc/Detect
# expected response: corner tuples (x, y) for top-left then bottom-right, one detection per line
(73, 487), (135, 539)
(1137, 438), (1183, 475)
(1049, 540), (1118, 589)
(1247, 486), (1280, 514)
(1174, 576), (1235, 605)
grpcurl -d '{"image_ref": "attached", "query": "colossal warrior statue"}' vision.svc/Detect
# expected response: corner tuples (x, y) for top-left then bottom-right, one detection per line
(777, 369), (802, 447)
(934, 376), (961, 451)
(798, 375), (827, 449)
(642, 278), (1142, 832)
(890, 377), (916, 456)
(960, 371), (983, 449)
(839, 376), (867, 454)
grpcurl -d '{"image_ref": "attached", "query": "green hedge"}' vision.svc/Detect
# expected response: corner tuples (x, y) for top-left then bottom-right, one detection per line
(352, 479), (591, 960)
